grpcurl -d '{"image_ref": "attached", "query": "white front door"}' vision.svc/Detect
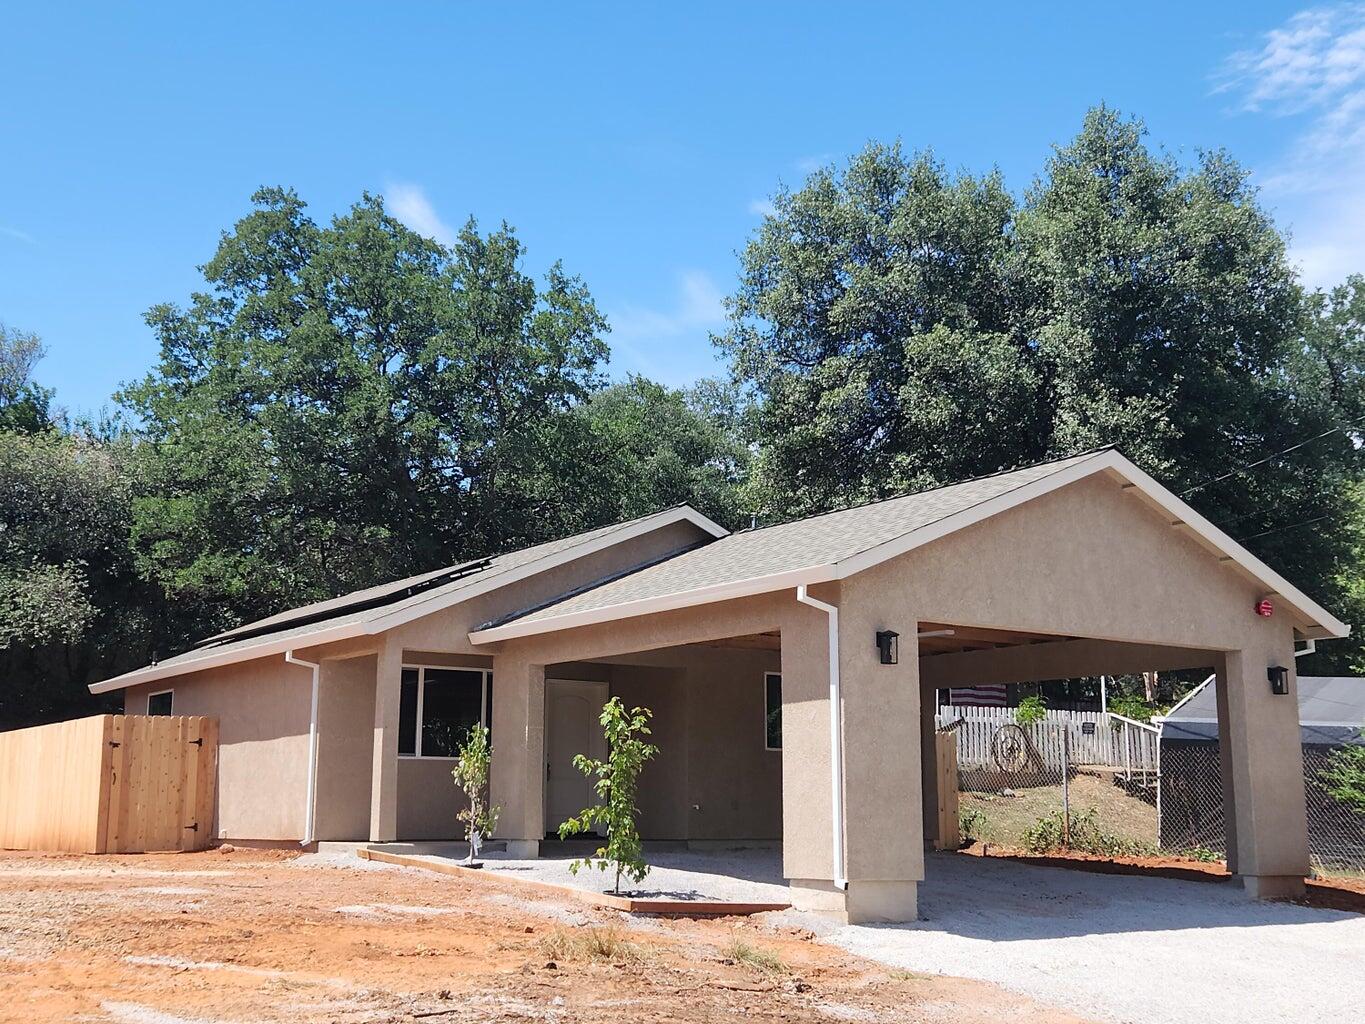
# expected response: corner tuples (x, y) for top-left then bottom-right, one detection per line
(544, 680), (609, 835)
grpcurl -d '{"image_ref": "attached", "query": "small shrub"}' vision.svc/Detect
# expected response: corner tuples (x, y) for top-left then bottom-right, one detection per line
(959, 806), (986, 842)
(539, 926), (641, 963)
(1023, 809), (1150, 857)
(723, 934), (787, 974)
(1107, 694), (1163, 724)
(1014, 695), (1047, 726)
(1181, 846), (1222, 864)
(1317, 735), (1365, 813)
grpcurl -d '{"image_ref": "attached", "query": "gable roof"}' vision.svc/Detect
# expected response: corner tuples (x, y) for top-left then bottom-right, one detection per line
(470, 448), (1351, 644)
(1161, 676), (1365, 745)
(88, 505), (727, 694)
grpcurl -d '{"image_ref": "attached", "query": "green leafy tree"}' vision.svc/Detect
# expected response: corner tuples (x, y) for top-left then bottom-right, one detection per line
(719, 144), (1032, 518)
(557, 698), (658, 895)
(568, 375), (750, 529)
(720, 108), (1362, 668)
(120, 187), (610, 631)
(451, 724), (499, 863)
(0, 323), (53, 434)
(1014, 694), (1047, 726)
(1317, 736), (1365, 814)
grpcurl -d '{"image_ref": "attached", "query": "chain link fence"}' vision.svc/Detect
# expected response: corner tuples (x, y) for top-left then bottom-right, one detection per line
(947, 713), (1365, 876)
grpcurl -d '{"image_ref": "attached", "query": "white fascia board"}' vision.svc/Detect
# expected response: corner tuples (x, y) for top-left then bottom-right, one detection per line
(87, 622), (360, 694)
(467, 565), (838, 644)
(361, 506), (727, 636)
(89, 505), (726, 694)
(470, 449), (1350, 645)
(1096, 452), (1350, 639)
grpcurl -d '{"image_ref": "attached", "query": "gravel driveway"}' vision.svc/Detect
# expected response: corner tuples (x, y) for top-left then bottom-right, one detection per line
(789, 852), (1365, 1024)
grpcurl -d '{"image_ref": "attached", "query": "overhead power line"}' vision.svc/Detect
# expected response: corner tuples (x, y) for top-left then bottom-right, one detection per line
(1180, 425), (1355, 499)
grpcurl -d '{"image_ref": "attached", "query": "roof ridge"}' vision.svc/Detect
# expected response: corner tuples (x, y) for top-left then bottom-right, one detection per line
(735, 446), (1116, 538)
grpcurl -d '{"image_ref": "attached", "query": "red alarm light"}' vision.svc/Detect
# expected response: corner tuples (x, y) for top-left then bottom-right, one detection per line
(1255, 599), (1274, 617)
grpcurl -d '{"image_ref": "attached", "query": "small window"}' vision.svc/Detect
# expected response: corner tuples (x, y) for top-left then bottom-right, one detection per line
(398, 665), (490, 758)
(147, 690), (173, 716)
(764, 673), (781, 750)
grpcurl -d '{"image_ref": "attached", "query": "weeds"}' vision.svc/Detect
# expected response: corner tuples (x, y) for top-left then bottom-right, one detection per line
(538, 926), (642, 963)
(723, 934), (787, 974)
(1023, 808), (1153, 857)
(959, 806), (986, 842)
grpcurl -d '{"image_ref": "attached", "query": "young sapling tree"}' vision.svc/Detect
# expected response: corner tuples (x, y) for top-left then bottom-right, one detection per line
(557, 697), (658, 895)
(451, 723), (499, 865)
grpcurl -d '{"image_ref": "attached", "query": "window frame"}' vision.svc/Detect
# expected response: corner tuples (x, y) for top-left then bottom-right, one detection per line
(399, 664), (492, 760)
(764, 671), (782, 751)
(147, 689), (174, 717)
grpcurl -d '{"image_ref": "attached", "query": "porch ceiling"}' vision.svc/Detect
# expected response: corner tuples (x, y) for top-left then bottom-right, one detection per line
(917, 621), (1070, 657)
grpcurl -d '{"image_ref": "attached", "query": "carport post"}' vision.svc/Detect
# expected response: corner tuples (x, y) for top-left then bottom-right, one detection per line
(368, 636), (403, 842)
(489, 650), (546, 858)
(1216, 634), (1310, 898)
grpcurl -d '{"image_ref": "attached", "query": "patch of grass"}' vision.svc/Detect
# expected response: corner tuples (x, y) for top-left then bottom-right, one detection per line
(723, 934), (787, 974)
(888, 968), (933, 982)
(538, 926), (642, 963)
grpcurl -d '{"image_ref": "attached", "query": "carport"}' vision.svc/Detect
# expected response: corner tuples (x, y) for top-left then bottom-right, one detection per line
(471, 449), (1348, 923)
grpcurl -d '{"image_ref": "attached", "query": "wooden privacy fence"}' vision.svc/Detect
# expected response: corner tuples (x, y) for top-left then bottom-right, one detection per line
(0, 714), (218, 853)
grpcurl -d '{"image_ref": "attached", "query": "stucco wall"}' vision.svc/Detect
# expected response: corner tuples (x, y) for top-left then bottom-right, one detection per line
(314, 654), (376, 841)
(123, 659), (313, 841)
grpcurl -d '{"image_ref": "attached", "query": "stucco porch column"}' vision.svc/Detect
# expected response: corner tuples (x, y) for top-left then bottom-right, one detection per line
(781, 589), (923, 924)
(369, 637), (403, 842)
(1215, 631), (1311, 898)
(490, 650), (546, 858)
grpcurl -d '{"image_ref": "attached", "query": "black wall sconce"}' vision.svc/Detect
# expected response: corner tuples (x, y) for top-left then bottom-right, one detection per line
(1267, 665), (1290, 695)
(876, 629), (899, 665)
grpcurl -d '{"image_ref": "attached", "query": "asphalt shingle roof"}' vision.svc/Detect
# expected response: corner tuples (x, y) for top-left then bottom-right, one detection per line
(488, 450), (1110, 629)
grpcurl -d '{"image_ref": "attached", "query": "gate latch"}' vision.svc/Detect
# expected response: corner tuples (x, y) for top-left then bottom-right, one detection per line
(185, 822), (199, 832)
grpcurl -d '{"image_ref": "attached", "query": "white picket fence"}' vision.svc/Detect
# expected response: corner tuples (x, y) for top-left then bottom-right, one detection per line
(935, 706), (1159, 779)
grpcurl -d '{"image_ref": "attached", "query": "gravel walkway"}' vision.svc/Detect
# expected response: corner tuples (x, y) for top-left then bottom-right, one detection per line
(780, 851), (1365, 1024)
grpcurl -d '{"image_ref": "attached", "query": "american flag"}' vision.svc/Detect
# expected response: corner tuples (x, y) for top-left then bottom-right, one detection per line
(948, 684), (1008, 707)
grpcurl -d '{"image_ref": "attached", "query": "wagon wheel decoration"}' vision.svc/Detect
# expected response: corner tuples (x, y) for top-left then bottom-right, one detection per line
(991, 723), (1032, 773)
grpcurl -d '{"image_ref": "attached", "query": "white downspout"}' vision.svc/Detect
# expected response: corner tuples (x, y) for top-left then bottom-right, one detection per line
(286, 651), (321, 847)
(795, 585), (848, 892)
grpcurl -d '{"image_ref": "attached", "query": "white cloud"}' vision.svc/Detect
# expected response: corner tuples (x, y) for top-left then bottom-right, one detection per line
(748, 198), (777, 217)
(383, 182), (456, 246)
(1217, 4), (1365, 285)
(795, 153), (834, 174)
(0, 225), (34, 244)
(607, 270), (727, 381)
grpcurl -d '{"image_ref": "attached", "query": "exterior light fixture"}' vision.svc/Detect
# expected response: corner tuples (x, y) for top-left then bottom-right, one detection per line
(876, 630), (899, 665)
(1267, 665), (1290, 695)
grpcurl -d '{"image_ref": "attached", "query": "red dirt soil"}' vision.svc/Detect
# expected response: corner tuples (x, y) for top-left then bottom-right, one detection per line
(0, 848), (1093, 1024)
(959, 841), (1365, 912)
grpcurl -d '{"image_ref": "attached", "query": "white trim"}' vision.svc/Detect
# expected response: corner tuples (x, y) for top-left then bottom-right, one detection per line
(795, 586), (847, 892)
(285, 651), (321, 846)
(88, 505), (726, 694)
(146, 688), (174, 716)
(470, 565), (838, 643)
(763, 671), (782, 751)
(469, 450), (1350, 644)
(398, 664), (491, 759)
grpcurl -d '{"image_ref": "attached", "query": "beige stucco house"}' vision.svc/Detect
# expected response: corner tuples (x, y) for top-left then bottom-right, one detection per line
(91, 448), (1349, 923)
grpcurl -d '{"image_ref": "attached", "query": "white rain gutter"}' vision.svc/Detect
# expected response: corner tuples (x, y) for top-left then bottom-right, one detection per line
(285, 651), (321, 847)
(795, 585), (848, 892)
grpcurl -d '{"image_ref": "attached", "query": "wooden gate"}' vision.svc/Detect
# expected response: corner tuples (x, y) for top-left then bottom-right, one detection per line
(933, 729), (960, 850)
(0, 714), (218, 853)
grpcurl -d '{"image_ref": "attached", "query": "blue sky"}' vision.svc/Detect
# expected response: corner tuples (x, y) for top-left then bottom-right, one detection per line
(3, 2), (1363, 416)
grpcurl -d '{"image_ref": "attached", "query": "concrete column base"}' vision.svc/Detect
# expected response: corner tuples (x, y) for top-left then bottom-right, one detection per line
(790, 879), (918, 924)
(1241, 874), (1305, 900)
(504, 839), (540, 859)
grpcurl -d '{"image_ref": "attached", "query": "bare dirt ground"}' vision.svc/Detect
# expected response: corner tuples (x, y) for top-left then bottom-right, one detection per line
(0, 849), (1090, 1024)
